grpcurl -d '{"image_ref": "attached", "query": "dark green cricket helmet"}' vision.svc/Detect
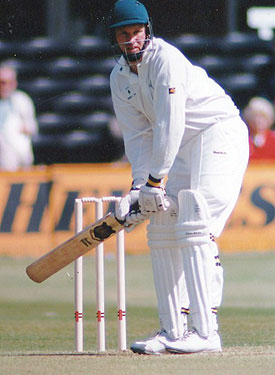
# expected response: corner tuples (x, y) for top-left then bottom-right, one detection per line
(109, 0), (150, 29)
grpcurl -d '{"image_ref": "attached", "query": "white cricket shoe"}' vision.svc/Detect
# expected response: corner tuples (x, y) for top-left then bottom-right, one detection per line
(130, 330), (172, 355)
(166, 330), (222, 354)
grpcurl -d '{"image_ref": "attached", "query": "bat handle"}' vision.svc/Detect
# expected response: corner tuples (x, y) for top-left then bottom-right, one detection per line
(115, 200), (140, 225)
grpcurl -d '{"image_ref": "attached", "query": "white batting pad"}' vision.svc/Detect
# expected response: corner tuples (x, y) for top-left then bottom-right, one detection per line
(176, 189), (217, 337)
(151, 248), (189, 339)
(148, 204), (189, 339)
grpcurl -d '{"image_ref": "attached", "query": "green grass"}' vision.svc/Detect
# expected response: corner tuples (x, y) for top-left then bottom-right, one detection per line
(0, 252), (275, 374)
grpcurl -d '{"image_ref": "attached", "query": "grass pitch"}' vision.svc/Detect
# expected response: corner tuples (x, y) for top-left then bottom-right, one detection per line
(0, 252), (274, 374)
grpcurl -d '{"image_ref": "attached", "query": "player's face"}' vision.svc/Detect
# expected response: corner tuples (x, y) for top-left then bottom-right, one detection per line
(249, 112), (273, 132)
(0, 69), (17, 99)
(115, 24), (146, 57)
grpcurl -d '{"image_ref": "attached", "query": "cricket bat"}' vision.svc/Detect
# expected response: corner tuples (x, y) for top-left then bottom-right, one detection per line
(26, 212), (125, 283)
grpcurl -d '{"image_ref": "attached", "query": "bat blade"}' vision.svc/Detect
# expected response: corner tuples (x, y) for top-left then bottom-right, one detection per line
(26, 213), (124, 283)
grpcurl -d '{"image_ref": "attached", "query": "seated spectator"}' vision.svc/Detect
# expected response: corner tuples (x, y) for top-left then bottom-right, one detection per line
(243, 97), (275, 160)
(0, 63), (38, 171)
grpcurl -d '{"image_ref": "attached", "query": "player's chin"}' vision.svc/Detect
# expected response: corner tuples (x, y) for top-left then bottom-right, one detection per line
(127, 48), (140, 55)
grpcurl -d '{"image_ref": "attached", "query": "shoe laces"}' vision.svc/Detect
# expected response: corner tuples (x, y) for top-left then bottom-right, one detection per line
(179, 329), (197, 341)
(145, 329), (167, 341)
(155, 329), (168, 338)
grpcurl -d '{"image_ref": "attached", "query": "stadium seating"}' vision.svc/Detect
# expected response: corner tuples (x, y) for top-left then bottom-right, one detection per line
(61, 130), (107, 163)
(77, 74), (110, 95)
(216, 73), (259, 109)
(186, 32), (274, 108)
(19, 77), (73, 97)
(21, 37), (69, 60)
(78, 111), (113, 134)
(37, 112), (81, 134)
(216, 32), (273, 55)
(46, 57), (94, 77)
(1, 58), (45, 79)
(241, 54), (273, 74)
(90, 56), (116, 75)
(0, 40), (21, 59)
(68, 35), (110, 58)
(170, 34), (219, 58)
(32, 133), (64, 164)
(38, 111), (114, 136)
(32, 128), (124, 164)
(1, 30), (272, 165)
(52, 91), (113, 114)
(196, 55), (240, 76)
(19, 77), (75, 112)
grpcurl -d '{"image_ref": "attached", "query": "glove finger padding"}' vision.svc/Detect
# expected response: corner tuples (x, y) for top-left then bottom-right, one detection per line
(115, 189), (139, 221)
(126, 210), (149, 225)
(139, 185), (169, 213)
(124, 204), (150, 232)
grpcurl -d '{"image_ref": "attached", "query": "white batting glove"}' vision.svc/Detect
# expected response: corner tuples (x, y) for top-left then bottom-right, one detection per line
(115, 189), (139, 222)
(124, 204), (150, 232)
(139, 177), (169, 213)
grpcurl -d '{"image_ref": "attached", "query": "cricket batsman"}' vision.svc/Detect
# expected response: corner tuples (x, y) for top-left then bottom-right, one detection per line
(108, 0), (249, 354)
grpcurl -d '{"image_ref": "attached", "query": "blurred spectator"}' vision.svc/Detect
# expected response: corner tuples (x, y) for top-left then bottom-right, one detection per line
(0, 63), (38, 171)
(243, 97), (275, 160)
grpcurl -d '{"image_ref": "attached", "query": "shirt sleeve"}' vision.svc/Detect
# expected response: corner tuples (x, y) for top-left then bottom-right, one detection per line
(110, 77), (152, 184)
(149, 54), (187, 180)
(13, 91), (38, 135)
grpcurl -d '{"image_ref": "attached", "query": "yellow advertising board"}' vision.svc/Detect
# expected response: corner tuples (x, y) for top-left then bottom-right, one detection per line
(217, 161), (275, 252)
(0, 161), (274, 257)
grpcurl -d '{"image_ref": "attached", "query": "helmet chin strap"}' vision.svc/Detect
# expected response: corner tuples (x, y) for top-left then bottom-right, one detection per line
(115, 39), (151, 66)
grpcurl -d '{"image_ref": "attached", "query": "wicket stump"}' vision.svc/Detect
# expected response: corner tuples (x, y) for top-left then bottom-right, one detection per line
(74, 196), (126, 352)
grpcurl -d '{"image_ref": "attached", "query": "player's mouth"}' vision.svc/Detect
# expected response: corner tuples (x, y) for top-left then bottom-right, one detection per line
(126, 45), (140, 54)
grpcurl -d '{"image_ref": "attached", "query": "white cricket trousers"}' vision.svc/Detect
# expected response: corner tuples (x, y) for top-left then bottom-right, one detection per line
(166, 116), (249, 237)
(148, 116), (249, 337)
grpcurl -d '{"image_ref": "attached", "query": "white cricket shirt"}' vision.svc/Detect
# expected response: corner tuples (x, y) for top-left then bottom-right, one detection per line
(110, 37), (239, 182)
